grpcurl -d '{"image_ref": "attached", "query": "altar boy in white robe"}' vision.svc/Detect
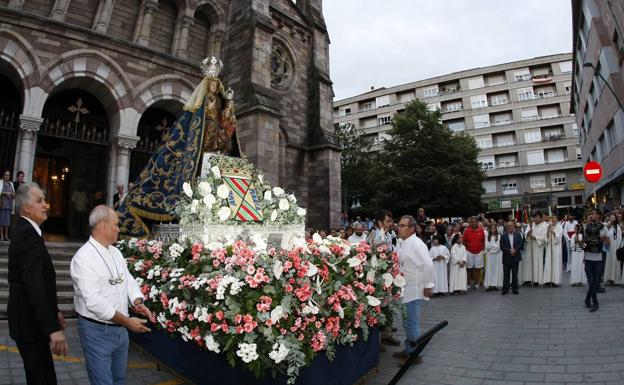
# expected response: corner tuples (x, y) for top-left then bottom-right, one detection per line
(603, 219), (622, 285)
(543, 215), (563, 287)
(449, 234), (468, 294)
(429, 236), (450, 296)
(520, 222), (533, 286)
(484, 223), (503, 291)
(527, 212), (549, 286)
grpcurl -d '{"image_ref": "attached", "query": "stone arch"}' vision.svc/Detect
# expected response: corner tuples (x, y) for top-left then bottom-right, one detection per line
(187, 0), (227, 58)
(38, 49), (134, 134)
(133, 74), (195, 116)
(0, 28), (44, 116)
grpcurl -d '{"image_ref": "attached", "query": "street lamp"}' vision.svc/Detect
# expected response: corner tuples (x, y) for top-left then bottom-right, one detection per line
(582, 62), (624, 111)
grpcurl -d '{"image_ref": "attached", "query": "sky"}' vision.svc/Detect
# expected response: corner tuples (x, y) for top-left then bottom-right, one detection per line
(324, 0), (573, 101)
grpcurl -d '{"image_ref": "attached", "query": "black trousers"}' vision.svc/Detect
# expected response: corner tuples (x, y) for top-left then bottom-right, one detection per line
(502, 260), (519, 292)
(15, 339), (57, 385)
(585, 259), (604, 306)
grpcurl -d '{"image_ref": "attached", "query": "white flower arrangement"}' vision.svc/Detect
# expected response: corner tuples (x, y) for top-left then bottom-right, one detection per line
(236, 343), (259, 363)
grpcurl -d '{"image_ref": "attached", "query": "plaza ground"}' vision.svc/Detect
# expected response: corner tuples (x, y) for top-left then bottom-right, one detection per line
(1, 273), (623, 385)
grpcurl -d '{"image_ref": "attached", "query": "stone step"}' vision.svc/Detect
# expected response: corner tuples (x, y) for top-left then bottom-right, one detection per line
(0, 303), (76, 319)
(0, 290), (74, 304)
(0, 278), (74, 289)
(0, 257), (72, 269)
(0, 267), (73, 280)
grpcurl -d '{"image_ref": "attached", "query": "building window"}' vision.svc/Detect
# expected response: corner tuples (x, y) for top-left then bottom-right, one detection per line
(550, 173), (567, 186)
(493, 112), (513, 125)
(558, 61), (573, 73)
(576, 147), (582, 160)
(361, 101), (375, 111)
(476, 135), (493, 149)
(271, 43), (294, 89)
(443, 101), (463, 112)
(398, 92), (415, 103)
(377, 115), (392, 126)
(526, 149), (545, 165)
(470, 94), (488, 109)
(530, 175), (546, 189)
(496, 133), (514, 147)
(446, 119), (465, 132)
(575, 195), (583, 204)
(467, 76), (485, 90)
(497, 154), (516, 168)
(502, 180), (518, 195)
(524, 128), (542, 143)
(423, 86), (439, 98)
(558, 196), (572, 206)
(543, 127), (564, 140)
(517, 87), (534, 101)
(427, 102), (441, 112)
(521, 107), (539, 121)
(513, 68), (531, 81)
(572, 123), (579, 137)
(546, 148), (566, 163)
(482, 180), (496, 193)
(473, 114), (490, 128)
(375, 95), (390, 108)
(490, 93), (508, 106)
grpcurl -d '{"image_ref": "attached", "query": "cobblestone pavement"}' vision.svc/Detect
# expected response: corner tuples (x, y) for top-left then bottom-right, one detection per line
(1, 274), (623, 385)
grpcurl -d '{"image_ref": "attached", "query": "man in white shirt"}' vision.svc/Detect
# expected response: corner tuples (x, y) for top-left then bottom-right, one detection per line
(392, 215), (434, 365)
(71, 205), (154, 385)
(348, 223), (367, 244)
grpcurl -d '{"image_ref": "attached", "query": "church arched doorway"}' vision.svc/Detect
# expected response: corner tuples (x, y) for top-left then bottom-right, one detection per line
(130, 102), (179, 183)
(0, 61), (23, 174)
(35, 88), (110, 238)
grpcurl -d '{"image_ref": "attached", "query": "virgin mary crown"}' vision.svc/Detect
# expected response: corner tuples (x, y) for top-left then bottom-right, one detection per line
(201, 57), (224, 78)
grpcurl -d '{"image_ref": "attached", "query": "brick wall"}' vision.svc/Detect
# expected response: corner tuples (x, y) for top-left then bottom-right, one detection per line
(108, 1), (140, 41)
(187, 8), (211, 64)
(22, 0), (52, 18)
(149, 0), (176, 54)
(65, 0), (98, 29)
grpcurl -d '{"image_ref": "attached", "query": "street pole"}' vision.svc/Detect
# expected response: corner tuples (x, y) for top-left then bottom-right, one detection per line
(583, 63), (624, 112)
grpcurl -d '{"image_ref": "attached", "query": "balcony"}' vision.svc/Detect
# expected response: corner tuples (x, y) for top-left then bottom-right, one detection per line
(493, 119), (514, 126)
(497, 161), (517, 168)
(532, 72), (554, 83)
(542, 133), (565, 142)
(490, 99), (509, 106)
(442, 105), (463, 113)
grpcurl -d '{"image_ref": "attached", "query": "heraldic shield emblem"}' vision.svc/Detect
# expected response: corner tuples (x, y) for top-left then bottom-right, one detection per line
(221, 168), (264, 222)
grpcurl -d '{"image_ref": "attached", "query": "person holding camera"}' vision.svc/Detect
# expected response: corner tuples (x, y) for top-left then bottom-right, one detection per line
(579, 209), (610, 312)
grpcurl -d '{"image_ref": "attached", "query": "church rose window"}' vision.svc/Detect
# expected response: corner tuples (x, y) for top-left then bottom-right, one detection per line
(271, 43), (293, 89)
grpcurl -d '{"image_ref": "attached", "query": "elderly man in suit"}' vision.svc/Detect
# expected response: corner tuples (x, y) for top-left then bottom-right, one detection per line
(8, 182), (68, 385)
(500, 220), (524, 295)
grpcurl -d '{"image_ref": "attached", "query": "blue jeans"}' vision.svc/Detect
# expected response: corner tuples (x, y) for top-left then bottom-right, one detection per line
(402, 299), (422, 354)
(78, 317), (129, 385)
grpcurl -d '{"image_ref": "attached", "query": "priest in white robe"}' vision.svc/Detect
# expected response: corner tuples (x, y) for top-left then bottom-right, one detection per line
(449, 235), (468, 293)
(484, 224), (503, 290)
(543, 216), (563, 286)
(603, 221), (622, 285)
(429, 236), (450, 295)
(528, 212), (549, 286)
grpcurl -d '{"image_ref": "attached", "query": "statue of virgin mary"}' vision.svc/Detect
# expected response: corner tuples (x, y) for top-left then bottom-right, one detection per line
(118, 57), (240, 238)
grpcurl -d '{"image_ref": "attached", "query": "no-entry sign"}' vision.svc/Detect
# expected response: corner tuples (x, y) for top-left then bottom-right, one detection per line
(583, 161), (603, 183)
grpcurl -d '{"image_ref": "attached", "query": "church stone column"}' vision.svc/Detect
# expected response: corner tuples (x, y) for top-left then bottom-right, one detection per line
(173, 16), (194, 58)
(16, 116), (42, 182)
(114, 135), (139, 192)
(92, 0), (115, 33)
(133, 0), (159, 47)
(50, 0), (71, 21)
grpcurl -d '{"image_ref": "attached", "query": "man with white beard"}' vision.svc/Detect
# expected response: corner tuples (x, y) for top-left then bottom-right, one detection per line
(527, 212), (549, 286)
(543, 215), (563, 287)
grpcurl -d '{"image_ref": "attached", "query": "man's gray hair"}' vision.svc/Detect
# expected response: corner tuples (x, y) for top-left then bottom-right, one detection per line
(400, 215), (417, 227)
(89, 205), (114, 229)
(15, 182), (42, 214)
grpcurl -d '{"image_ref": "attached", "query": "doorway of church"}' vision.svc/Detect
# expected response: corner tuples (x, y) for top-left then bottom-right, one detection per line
(34, 89), (110, 239)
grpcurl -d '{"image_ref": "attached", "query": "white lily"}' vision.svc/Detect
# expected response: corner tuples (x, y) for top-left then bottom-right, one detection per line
(272, 187), (285, 197)
(270, 305), (284, 324)
(394, 275), (407, 287)
(366, 269), (376, 283)
(382, 272), (394, 287)
(264, 190), (272, 201)
(182, 182), (193, 198)
(278, 198), (290, 211)
(217, 184), (230, 200)
(270, 210), (278, 221)
(273, 260), (283, 280)
(370, 254), (379, 268)
(312, 233), (323, 244)
(338, 306), (344, 319)
(306, 263), (318, 277)
(296, 207), (306, 216)
(347, 257), (362, 267)
(367, 296), (381, 307)
(203, 194), (216, 207)
(211, 166), (221, 178)
(198, 181), (211, 196)
(217, 206), (231, 221)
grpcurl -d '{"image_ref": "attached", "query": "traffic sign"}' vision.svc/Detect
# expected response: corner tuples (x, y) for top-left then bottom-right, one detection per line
(583, 161), (602, 183)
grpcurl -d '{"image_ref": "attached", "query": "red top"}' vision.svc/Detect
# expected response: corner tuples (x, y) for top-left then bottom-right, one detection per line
(463, 226), (485, 254)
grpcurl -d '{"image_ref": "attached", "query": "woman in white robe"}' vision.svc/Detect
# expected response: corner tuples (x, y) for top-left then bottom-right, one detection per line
(449, 234), (468, 294)
(570, 224), (587, 286)
(603, 220), (622, 285)
(429, 236), (450, 296)
(543, 216), (563, 286)
(484, 223), (503, 290)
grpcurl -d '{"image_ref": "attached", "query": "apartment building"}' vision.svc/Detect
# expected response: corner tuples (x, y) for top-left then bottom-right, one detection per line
(334, 53), (584, 215)
(571, 0), (624, 209)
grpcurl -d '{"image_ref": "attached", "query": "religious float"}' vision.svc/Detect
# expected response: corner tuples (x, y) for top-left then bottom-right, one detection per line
(116, 57), (405, 385)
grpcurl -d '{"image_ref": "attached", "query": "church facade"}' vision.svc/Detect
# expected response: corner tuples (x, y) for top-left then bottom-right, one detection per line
(0, 0), (340, 235)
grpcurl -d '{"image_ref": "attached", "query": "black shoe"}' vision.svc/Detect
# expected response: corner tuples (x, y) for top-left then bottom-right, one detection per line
(598, 287), (606, 293)
(590, 304), (599, 313)
(501, 290), (508, 295)
(512, 290), (519, 295)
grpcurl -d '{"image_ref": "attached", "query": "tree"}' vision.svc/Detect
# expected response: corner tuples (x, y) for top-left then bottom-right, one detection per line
(334, 122), (373, 213)
(368, 100), (485, 217)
